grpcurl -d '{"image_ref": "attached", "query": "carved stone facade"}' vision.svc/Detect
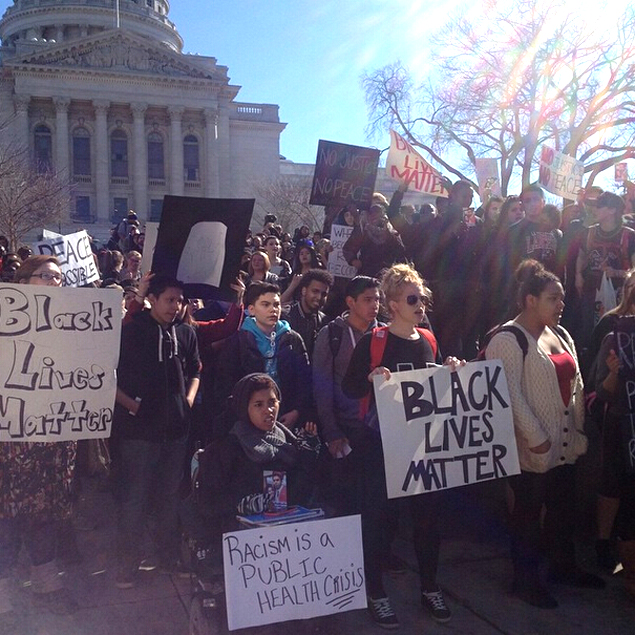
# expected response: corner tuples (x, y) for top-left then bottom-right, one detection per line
(0, 0), (286, 227)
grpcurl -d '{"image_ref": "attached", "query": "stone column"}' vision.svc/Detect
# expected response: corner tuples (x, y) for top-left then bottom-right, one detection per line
(203, 107), (219, 197)
(216, 101), (231, 197)
(168, 106), (184, 196)
(13, 94), (30, 146)
(54, 97), (70, 178)
(93, 99), (110, 222)
(131, 102), (148, 218)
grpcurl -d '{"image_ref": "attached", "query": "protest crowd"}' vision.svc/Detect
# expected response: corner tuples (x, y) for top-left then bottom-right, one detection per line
(3, 176), (635, 633)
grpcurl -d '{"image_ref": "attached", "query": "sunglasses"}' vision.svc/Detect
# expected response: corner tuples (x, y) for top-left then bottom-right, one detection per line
(406, 294), (429, 307)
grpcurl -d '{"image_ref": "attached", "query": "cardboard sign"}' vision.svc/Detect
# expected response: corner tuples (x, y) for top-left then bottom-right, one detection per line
(32, 229), (100, 287)
(474, 158), (501, 199)
(613, 316), (635, 471)
(140, 222), (159, 276)
(385, 129), (449, 197)
(0, 285), (121, 442)
(151, 196), (254, 301)
(223, 515), (366, 630)
(327, 224), (357, 279)
(309, 140), (379, 211)
(373, 361), (520, 498)
(539, 147), (584, 199)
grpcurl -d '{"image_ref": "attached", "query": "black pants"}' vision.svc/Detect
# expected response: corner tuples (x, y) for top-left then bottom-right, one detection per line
(509, 464), (578, 581)
(359, 429), (442, 596)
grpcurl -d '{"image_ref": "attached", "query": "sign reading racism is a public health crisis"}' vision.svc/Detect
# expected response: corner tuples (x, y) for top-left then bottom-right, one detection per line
(0, 285), (121, 442)
(373, 361), (520, 498)
(223, 516), (366, 630)
(310, 140), (380, 211)
(33, 229), (100, 287)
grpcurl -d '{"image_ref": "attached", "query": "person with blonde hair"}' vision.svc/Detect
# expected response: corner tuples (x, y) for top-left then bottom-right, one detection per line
(343, 263), (462, 628)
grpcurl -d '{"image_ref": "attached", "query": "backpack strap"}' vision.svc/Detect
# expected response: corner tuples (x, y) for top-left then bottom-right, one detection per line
(416, 327), (438, 360)
(369, 326), (390, 371)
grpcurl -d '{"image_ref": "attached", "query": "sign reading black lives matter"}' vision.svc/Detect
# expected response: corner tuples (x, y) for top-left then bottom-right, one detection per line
(32, 229), (100, 287)
(0, 286), (121, 442)
(373, 361), (520, 498)
(151, 196), (254, 302)
(223, 516), (366, 630)
(309, 140), (380, 211)
(613, 316), (635, 471)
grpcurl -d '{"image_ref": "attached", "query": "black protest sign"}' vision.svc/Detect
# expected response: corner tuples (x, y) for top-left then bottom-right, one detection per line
(151, 196), (254, 301)
(309, 140), (380, 211)
(613, 316), (635, 471)
(0, 285), (121, 442)
(373, 361), (520, 497)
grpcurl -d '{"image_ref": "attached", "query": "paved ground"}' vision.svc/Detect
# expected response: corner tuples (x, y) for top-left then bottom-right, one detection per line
(3, 477), (634, 635)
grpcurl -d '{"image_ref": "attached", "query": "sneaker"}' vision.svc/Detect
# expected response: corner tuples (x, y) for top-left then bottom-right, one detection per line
(595, 540), (618, 572)
(138, 556), (159, 572)
(421, 588), (451, 623)
(32, 588), (79, 615)
(367, 596), (400, 630)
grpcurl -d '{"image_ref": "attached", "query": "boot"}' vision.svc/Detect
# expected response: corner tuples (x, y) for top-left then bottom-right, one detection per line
(618, 540), (635, 601)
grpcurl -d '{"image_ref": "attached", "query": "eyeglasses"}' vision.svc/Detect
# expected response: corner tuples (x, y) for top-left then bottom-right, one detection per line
(31, 272), (63, 283)
(406, 294), (429, 307)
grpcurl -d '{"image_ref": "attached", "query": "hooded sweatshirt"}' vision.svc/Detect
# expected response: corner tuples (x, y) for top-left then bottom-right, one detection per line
(240, 317), (291, 386)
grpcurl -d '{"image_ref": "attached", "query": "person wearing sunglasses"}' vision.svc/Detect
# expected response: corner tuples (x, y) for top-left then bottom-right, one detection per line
(1, 256), (79, 618)
(342, 263), (463, 628)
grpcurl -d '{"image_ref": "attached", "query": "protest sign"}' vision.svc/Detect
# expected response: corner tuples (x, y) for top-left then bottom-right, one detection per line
(327, 224), (357, 279)
(539, 147), (584, 199)
(140, 221), (159, 275)
(223, 515), (366, 630)
(42, 228), (62, 240)
(615, 162), (629, 183)
(32, 229), (100, 287)
(385, 129), (449, 197)
(310, 140), (379, 211)
(0, 285), (121, 442)
(151, 196), (254, 302)
(373, 360), (520, 498)
(613, 316), (635, 471)
(474, 158), (501, 199)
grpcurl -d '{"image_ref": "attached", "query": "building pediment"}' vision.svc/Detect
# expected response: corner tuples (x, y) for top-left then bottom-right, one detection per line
(5, 29), (228, 83)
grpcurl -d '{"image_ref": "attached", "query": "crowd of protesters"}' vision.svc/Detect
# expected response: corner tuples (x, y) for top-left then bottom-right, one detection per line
(2, 179), (635, 630)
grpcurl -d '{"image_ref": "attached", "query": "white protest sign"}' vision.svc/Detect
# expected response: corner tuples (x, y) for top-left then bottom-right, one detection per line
(474, 158), (501, 199)
(42, 228), (62, 240)
(373, 360), (520, 498)
(327, 224), (357, 279)
(32, 229), (100, 287)
(386, 129), (449, 197)
(223, 515), (366, 630)
(0, 285), (121, 442)
(140, 222), (159, 275)
(539, 147), (584, 199)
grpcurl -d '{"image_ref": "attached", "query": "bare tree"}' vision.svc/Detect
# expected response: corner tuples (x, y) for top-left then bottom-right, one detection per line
(254, 176), (324, 233)
(363, 0), (635, 194)
(0, 143), (70, 251)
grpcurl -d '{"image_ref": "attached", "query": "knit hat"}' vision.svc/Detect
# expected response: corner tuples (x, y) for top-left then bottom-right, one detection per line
(230, 373), (280, 423)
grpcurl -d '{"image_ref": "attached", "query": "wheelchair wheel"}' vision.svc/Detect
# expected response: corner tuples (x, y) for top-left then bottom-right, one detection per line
(189, 592), (223, 635)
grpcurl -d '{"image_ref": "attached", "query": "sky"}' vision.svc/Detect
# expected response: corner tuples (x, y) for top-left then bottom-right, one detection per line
(0, 0), (632, 188)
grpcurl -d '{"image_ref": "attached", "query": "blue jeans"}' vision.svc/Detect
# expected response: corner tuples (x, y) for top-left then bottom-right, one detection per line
(116, 436), (187, 565)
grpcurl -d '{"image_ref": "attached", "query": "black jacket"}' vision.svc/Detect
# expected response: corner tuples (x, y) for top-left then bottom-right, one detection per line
(114, 311), (201, 441)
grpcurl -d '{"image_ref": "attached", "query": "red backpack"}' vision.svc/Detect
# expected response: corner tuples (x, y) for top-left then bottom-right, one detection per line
(359, 326), (438, 420)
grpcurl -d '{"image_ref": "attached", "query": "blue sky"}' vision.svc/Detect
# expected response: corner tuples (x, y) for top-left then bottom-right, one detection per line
(0, 0), (631, 187)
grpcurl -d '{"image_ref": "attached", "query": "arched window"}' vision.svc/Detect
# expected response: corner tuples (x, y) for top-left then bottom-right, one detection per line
(72, 127), (91, 176)
(110, 129), (128, 178)
(34, 124), (52, 172)
(183, 134), (199, 182)
(147, 131), (164, 180)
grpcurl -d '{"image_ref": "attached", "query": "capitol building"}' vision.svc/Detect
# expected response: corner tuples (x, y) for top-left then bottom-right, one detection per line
(0, 0), (286, 227)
